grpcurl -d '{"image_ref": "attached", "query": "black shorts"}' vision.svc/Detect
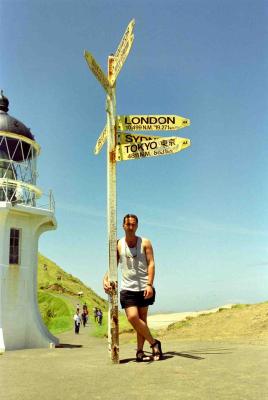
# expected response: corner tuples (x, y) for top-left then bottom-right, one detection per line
(120, 288), (156, 309)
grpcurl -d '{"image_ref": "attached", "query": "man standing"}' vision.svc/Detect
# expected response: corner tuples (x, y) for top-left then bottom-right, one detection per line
(103, 214), (162, 361)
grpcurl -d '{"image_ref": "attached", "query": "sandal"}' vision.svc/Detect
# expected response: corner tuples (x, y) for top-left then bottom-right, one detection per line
(136, 350), (152, 362)
(150, 339), (163, 361)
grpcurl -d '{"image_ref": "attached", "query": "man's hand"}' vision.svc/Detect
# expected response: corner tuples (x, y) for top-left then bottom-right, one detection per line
(103, 279), (118, 294)
(103, 279), (112, 294)
(144, 285), (153, 299)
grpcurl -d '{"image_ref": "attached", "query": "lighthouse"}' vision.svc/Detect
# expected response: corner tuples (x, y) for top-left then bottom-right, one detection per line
(0, 91), (59, 352)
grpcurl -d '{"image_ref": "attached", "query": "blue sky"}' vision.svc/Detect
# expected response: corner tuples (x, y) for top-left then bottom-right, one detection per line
(1, 0), (268, 312)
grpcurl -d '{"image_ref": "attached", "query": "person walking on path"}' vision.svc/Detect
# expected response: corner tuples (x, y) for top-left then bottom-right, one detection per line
(81, 310), (87, 327)
(73, 310), (81, 334)
(103, 214), (162, 362)
(93, 307), (98, 322)
(82, 304), (88, 327)
(97, 309), (103, 325)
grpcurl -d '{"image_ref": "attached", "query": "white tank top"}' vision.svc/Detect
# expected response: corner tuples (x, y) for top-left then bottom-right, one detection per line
(118, 236), (148, 291)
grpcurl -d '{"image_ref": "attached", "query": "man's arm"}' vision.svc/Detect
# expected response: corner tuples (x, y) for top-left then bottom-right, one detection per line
(103, 240), (120, 293)
(143, 238), (155, 299)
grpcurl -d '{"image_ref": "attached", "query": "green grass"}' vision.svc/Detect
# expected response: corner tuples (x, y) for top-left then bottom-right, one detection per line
(38, 253), (108, 312)
(167, 319), (193, 331)
(231, 304), (249, 310)
(38, 291), (74, 334)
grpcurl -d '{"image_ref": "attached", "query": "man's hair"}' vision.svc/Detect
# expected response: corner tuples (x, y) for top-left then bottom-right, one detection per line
(123, 214), (138, 224)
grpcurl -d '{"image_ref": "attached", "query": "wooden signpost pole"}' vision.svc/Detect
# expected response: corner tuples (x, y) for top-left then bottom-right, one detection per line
(106, 55), (119, 364)
(84, 18), (191, 364)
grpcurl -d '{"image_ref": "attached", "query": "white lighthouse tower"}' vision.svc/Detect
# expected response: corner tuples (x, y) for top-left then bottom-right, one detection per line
(0, 91), (59, 353)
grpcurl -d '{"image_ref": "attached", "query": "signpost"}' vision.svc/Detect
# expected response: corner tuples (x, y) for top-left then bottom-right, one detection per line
(118, 132), (160, 144)
(84, 19), (191, 364)
(106, 56), (119, 362)
(94, 115), (190, 154)
(116, 136), (190, 161)
(84, 51), (111, 94)
(111, 19), (135, 85)
(118, 132), (191, 147)
(116, 114), (190, 131)
(94, 126), (107, 155)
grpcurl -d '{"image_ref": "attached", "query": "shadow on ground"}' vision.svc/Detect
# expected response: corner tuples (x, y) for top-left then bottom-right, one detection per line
(56, 343), (83, 349)
(119, 345), (235, 364)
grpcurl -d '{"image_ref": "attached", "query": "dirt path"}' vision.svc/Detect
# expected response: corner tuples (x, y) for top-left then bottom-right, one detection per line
(0, 322), (267, 400)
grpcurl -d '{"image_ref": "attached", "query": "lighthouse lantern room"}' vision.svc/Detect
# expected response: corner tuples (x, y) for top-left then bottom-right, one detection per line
(0, 91), (59, 352)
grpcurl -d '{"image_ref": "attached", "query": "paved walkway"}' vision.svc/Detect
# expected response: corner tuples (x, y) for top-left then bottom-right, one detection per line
(0, 323), (267, 400)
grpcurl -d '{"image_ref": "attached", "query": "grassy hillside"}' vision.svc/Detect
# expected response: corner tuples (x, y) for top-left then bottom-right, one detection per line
(161, 301), (268, 343)
(117, 301), (268, 345)
(37, 253), (108, 334)
(38, 253), (107, 310)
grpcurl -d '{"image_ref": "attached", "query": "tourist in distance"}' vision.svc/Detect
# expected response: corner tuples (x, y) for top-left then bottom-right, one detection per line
(73, 310), (81, 334)
(97, 309), (103, 325)
(93, 307), (98, 322)
(103, 214), (162, 362)
(81, 309), (88, 327)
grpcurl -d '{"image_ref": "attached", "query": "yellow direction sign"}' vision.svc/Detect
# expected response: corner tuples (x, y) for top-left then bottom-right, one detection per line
(116, 136), (191, 161)
(94, 128), (190, 155)
(118, 132), (160, 144)
(84, 50), (111, 93)
(111, 19), (135, 85)
(94, 126), (107, 155)
(94, 127), (158, 155)
(121, 134), (191, 151)
(116, 115), (190, 131)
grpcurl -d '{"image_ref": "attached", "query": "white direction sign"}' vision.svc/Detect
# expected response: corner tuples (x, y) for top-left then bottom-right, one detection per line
(116, 115), (190, 131)
(84, 50), (111, 93)
(110, 19), (135, 85)
(116, 136), (191, 161)
(94, 126), (107, 155)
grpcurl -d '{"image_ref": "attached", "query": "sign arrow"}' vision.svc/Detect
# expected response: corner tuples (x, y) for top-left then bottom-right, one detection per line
(114, 19), (135, 59)
(84, 50), (111, 94)
(94, 121), (191, 155)
(110, 19), (135, 85)
(116, 136), (191, 161)
(94, 126), (107, 155)
(118, 132), (161, 144)
(111, 34), (134, 85)
(116, 114), (190, 131)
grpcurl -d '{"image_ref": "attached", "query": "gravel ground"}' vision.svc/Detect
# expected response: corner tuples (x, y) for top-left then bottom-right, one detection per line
(1, 322), (267, 400)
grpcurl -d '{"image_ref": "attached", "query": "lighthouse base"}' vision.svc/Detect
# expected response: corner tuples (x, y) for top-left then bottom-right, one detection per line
(0, 202), (59, 353)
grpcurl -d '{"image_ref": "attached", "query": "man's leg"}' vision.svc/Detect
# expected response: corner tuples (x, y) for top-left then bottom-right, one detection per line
(125, 306), (154, 346)
(137, 306), (149, 351)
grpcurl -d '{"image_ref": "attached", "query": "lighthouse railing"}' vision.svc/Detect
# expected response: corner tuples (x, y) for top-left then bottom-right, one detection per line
(36, 190), (55, 212)
(0, 178), (55, 212)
